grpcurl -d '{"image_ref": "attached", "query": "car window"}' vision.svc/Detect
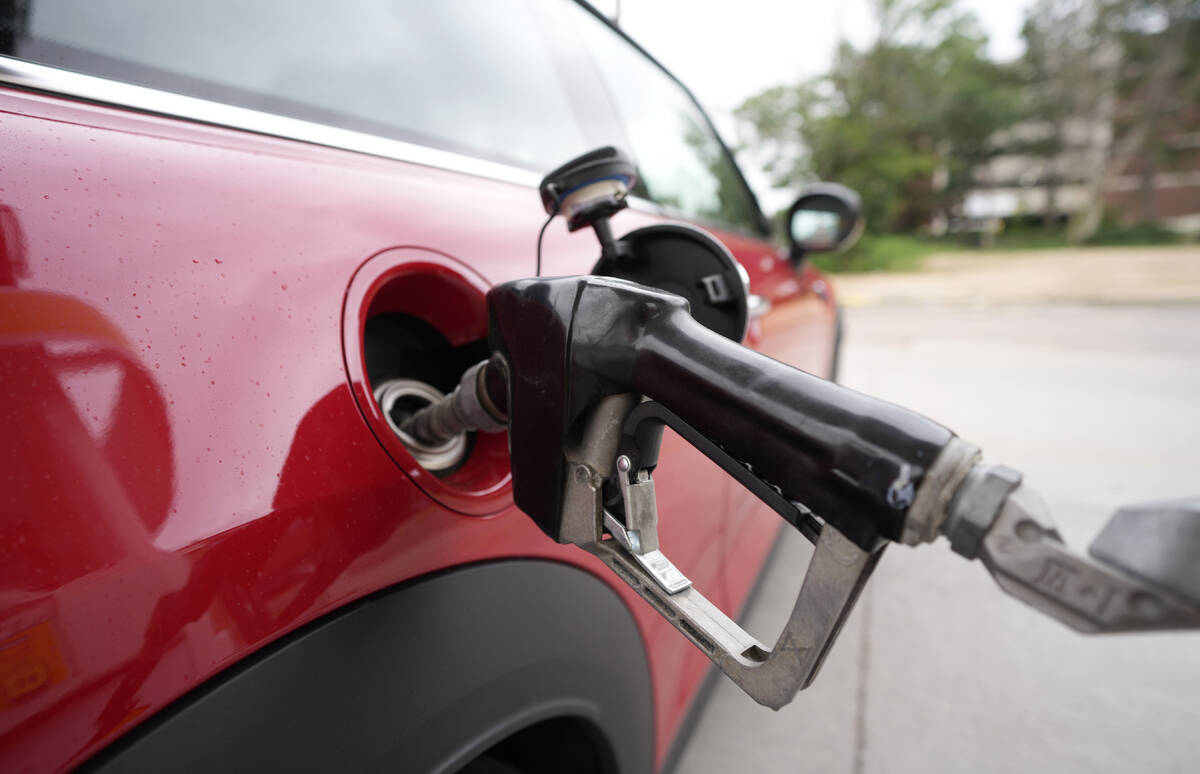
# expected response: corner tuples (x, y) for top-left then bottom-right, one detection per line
(565, 5), (763, 234)
(0, 0), (598, 172)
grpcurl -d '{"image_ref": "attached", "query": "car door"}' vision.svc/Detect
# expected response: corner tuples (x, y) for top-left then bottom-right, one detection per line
(0, 2), (662, 770)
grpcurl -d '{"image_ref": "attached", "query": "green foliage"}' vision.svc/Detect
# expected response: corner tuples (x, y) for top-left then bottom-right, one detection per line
(739, 0), (1197, 245)
(810, 225), (1182, 274)
(1086, 223), (1183, 245)
(809, 235), (943, 273)
(988, 227), (1071, 250)
(736, 0), (1020, 234)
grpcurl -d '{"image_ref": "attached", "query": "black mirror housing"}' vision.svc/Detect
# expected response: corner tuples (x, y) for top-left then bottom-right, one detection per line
(786, 183), (864, 261)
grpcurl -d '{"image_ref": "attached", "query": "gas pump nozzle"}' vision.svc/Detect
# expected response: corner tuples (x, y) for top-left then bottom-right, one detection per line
(483, 274), (972, 707)
(483, 275), (1200, 708)
(403, 274), (1200, 708)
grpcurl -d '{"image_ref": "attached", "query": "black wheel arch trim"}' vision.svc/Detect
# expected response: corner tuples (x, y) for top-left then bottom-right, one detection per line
(82, 559), (654, 774)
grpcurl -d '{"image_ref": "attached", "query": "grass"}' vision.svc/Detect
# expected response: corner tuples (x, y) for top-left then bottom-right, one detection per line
(1086, 222), (1182, 246)
(810, 234), (941, 274)
(811, 224), (1187, 274)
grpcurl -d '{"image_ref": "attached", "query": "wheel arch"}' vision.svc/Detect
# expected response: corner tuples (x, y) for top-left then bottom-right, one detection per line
(82, 560), (654, 774)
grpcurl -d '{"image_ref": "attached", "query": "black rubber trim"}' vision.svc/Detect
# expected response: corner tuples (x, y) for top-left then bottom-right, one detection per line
(82, 560), (653, 774)
(830, 302), (845, 384)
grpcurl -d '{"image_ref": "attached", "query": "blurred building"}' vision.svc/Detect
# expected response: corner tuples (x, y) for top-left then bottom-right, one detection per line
(959, 25), (1199, 236)
(1102, 102), (1200, 234)
(962, 116), (1113, 226)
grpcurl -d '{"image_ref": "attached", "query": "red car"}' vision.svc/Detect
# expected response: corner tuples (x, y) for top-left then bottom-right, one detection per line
(0, 3), (839, 772)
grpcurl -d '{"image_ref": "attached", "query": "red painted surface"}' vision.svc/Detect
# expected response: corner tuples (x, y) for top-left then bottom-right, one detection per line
(0, 88), (836, 773)
(343, 251), (513, 515)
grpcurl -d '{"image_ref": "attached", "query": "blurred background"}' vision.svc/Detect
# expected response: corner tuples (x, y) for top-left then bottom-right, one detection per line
(604, 0), (1198, 265)
(592, 1), (1200, 772)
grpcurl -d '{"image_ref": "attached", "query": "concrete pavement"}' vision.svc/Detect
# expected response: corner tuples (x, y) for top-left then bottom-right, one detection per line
(833, 244), (1200, 307)
(675, 249), (1200, 773)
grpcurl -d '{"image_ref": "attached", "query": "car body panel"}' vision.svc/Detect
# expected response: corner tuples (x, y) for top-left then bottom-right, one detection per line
(0, 60), (834, 773)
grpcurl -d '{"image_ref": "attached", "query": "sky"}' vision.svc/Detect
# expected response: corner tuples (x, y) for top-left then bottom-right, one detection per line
(590, 0), (1035, 210)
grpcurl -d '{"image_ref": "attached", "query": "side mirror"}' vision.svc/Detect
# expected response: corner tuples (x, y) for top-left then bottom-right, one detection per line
(786, 183), (864, 261)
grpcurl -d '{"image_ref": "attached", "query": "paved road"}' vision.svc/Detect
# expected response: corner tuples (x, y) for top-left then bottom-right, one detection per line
(676, 303), (1200, 774)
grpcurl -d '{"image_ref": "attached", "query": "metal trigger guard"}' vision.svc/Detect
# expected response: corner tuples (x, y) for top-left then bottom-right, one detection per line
(560, 395), (886, 709)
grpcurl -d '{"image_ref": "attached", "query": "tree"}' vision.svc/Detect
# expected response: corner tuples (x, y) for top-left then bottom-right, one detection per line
(1071, 0), (1200, 237)
(735, 0), (1019, 234)
(1018, 0), (1111, 229)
